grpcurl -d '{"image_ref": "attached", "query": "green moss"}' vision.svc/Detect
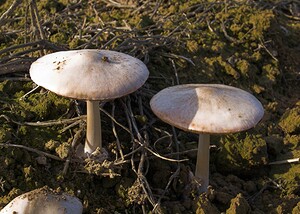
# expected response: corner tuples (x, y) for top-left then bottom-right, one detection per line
(50, 32), (68, 44)
(44, 140), (61, 151)
(226, 193), (251, 214)
(19, 91), (70, 121)
(293, 202), (300, 214)
(37, 0), (67, 14)
(68, 38), (85, 49)
(272, 164), (300, 195)
(0, 187), (22, 207)
(0, 80), (30, 96)
(252, 84), (265, 94)
(239, 134), (268, 166)
(248, 10), (274, 40)
(283, 135), (300, 149)
(262, 63), (281, 83)
(0, 126), (13, 143)
(279, 106), (300, 134)
(235, 59), (259, 80)
(23, 165), (34, 179)
(187, 40), (199, 53)
(196, 194), (220, 214)
(55, 142), (70, 159)
(216, 134), (268, 175)
(211, 40), (226, 53)
(204, 56), (240, 79)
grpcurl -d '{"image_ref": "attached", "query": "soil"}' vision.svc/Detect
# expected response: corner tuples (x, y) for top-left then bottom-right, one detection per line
(0, 0), (299, 213)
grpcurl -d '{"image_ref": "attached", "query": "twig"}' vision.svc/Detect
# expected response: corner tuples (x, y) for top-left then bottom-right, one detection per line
(143, 145), (188, 163)
(62, 128), (84, 176)
(101, 0), (136, 8)
(269, 158), (299, 165)
(153, 167), (180, 213)
(170, 59), (180, 85)
(59, 119), (83, 133)
(125, 96), (158, 210)
(114, 146), (143, 165)
(150, 0), (162, 19)
(206, 19), (215, 33)
(111, 102), (124, 160)
(0, 177), (5, 192)
(220, 20), (241, 44)
(30, 0), (46, 41)
(0, 0), (22, 26)
(248, 177), (284, 202)
(80, 27), (110, 49)
(0, 58), (35, 75)
(0, 114), (86, 127)
(0, 40), (66, 56)
(258, 38), (279, 62)
(161, 52), (195, 66)
(0, 141), (63, 161)
(19, 85), (40, 100)
(100, 107), (131, 134)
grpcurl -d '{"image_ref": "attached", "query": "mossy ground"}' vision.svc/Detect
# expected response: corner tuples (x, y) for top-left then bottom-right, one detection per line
(0, 0), (300, 213)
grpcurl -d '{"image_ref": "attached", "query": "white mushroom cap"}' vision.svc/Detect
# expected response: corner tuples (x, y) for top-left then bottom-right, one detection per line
(29, 49), (149, 100)
(0, 186), (83, 214)
(150, 84), (264, 134)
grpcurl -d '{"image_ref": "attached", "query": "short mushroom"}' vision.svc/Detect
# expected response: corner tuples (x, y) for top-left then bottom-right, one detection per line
(30, 49), (149, 155)
(0, 186), (83, 214)
(150, 84), (264, 193)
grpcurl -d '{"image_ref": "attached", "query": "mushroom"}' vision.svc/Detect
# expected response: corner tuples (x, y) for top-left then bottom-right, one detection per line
(150, 84), (264, 193)
(0, 186), (83, 214)
(30, 49), (149, 155)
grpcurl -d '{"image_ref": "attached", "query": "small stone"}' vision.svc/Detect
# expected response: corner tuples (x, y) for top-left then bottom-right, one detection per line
(35, 156), (47, 165)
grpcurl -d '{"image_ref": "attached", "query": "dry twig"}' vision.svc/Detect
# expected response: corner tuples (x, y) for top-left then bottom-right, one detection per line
(0, 141), (63, 161)
(0, 114), (86, 127)
(0, 0), (22, 26)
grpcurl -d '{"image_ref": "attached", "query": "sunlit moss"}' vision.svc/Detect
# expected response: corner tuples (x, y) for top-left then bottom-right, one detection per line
(226, 193), (251, 214)
(216, 133), (268, 174)
(279, 106), (300, 134)
(55, 142), (70, 159)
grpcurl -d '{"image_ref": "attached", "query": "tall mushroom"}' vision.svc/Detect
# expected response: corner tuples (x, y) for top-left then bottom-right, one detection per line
(0, 186), (83, 214)
(150, 84), (264, 193)
(30, 49), (149, 154)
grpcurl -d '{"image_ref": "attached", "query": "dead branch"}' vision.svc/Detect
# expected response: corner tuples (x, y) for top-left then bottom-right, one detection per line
(0, 114), (86, 127)
(0, 0), (22, 26)
(269, 158), (299, 165)
(111, 102), (124, 160)
(0, 40), (66, 57)
(62, 128), (84, 176)
(0, 141), (63, 161)
(0, 58), (34, 75)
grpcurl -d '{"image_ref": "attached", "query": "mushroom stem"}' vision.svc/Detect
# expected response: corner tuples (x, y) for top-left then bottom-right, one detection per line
(85, 100), (102, 154)
(195, 133), (210, 193)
